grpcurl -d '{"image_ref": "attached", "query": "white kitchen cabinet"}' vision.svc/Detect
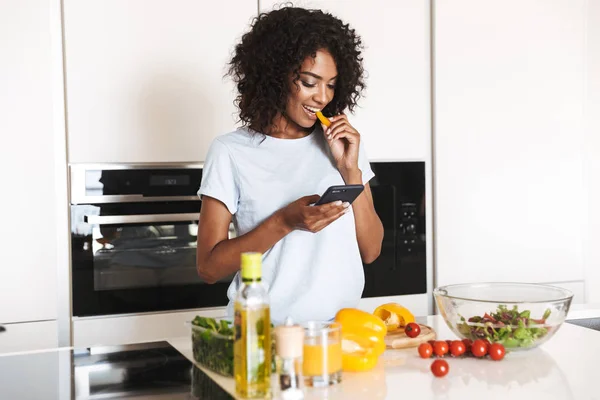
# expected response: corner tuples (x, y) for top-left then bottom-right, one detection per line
(259, 0), (431, 161)
(63, 0), (257, 163)
(0, 321), (58, 355)
(73, 308), (226, 348)
(585, 0), (600, 303)
(434, 1), (587, 286)
(0, 0), (62, 324)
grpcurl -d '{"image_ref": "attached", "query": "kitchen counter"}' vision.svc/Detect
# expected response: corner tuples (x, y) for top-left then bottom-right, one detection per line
(169, 314), (600, 400)
(0, 307), (599, 399)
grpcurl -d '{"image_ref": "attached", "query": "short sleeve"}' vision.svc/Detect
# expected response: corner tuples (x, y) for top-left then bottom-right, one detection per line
(198, 138), (240, 214)
(358, 139), (375, 184)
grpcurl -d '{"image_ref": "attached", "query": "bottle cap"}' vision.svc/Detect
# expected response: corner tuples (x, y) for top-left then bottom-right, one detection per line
(274, 318), (304, 359)
(240, 252), (262, 280)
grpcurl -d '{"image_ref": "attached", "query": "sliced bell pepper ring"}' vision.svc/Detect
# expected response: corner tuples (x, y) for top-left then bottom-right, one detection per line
(373, 303), (415, 332)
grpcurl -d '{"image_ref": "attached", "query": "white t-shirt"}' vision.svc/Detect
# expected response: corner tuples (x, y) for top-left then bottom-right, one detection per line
(198, 126), (375, 324)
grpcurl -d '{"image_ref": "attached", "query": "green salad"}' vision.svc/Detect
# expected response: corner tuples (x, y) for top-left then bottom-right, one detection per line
(191, 316), (236, 376)
(457, 305), (553, 349)
(190, 316), (276, 377)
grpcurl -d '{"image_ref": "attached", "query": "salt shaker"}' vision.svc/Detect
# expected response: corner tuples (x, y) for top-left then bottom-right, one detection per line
(273, 317), (305, 400)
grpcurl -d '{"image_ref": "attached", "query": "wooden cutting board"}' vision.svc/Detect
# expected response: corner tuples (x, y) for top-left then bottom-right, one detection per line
(384, 324), (436, 349)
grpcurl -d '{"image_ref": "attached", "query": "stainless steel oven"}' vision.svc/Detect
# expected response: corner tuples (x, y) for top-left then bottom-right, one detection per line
(69, 163), (233, 317)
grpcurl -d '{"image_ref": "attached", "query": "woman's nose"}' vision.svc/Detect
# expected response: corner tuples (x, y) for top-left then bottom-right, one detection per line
(314, 84), (331, 105)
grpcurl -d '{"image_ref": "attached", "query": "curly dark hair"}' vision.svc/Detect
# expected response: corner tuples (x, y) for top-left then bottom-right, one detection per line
(226, 5), (366, 133)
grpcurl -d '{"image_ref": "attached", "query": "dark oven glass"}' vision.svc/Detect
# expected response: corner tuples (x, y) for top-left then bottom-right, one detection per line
(70, 166), (232, 317)
(71, 201), (232, 317)
(362, 162), (427, 297)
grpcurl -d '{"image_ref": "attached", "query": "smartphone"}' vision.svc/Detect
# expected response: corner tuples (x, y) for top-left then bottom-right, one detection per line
(314, 184), (364, 206)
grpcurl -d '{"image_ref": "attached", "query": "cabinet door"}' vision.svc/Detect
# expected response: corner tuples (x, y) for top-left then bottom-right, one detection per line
(259, 1), (431, 161)
(434, 0), (587, 285)
(0, 321), (58, 354)
(0, 0), (59, 323)
(63, 0), (257, 163)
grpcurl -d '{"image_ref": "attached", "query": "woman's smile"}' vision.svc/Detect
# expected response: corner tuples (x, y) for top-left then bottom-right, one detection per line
(302, 105), (322, 119)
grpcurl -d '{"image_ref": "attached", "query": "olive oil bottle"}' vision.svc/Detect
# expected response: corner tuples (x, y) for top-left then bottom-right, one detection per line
(234, 252), (272, 398)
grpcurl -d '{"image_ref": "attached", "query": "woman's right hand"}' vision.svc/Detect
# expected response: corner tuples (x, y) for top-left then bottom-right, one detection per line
(278, 195), (350, 233)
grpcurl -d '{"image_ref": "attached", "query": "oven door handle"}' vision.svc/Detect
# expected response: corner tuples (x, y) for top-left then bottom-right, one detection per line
(84, 213), (200, 225)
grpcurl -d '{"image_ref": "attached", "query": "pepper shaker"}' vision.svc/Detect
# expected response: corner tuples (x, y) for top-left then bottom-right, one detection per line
(273, 318), (305, 400)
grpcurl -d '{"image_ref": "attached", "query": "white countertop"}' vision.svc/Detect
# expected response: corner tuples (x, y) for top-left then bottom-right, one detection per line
(169, 313), (600, 400)
(567, 303), (600, 320)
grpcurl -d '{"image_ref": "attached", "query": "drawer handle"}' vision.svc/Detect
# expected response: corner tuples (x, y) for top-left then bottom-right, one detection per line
(84, 213), (200, 225)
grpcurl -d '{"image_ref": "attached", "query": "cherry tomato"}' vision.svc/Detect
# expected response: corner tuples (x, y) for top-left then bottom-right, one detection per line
(446, 340), (453, 347)
(418, 342), (433, 358)
(488, 343), (506, 361)
(450, 340), (466, 357)
(428, 340), (436, 346)
(471, 339), (488, 357)
(461, 338), (473, 353)
(405, 323), (421, 338)
(431, 359), (449, 377)
(481, 339), (490, 355)
(433, 340), (449, 357)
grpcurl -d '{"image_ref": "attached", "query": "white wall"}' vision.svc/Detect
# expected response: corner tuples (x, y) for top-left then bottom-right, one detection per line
(585, 0), (600, 303)
(433, 1), (587, 288)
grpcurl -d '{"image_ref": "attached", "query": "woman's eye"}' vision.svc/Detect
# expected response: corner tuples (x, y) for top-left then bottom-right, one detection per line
(327, 84), (336, 90)
(301, 81), (316, 88)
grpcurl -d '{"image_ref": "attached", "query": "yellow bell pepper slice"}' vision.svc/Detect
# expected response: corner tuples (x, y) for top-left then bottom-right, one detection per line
(316, 111), (332, 127)
(341, 350), (379, 372)
(335, 308), (388, 337)
(373, 303), (415, 332)
(335, 308), (387, 372)
(341, 328), (386, 357)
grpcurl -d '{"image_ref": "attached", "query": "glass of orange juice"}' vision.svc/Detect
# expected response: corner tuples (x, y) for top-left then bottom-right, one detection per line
(302, 321), (342, 387)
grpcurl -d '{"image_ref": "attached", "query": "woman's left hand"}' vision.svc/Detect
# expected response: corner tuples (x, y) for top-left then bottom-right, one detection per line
(321, 113), (360, 174)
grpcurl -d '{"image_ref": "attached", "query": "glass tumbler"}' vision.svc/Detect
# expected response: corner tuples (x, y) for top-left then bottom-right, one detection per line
(301, 321), (342, 387)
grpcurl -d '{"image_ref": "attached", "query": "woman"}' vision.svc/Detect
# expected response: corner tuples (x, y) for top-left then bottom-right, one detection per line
(196, 6), (384, 324)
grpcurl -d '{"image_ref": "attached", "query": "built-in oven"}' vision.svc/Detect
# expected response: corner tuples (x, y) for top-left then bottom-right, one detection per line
(69, 162), (427, 318)
(363, 162), (427, 298)
(69, 164), (233, 318)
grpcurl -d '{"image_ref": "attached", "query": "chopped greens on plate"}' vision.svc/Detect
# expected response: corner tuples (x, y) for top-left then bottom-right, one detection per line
(457, 305), (553, 349)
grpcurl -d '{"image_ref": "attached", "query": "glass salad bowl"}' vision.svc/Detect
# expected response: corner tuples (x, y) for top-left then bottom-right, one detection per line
(433, 282), (573, 351)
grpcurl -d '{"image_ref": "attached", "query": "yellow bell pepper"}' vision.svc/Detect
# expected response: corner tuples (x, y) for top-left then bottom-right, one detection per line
(373, 303), (415, 332)
(341, 350), (379, 372)
(334, 308), (387, 372)
(316, 111), (332, 127)
(335, 308), (387, 337)
(342, 328), (386, 357)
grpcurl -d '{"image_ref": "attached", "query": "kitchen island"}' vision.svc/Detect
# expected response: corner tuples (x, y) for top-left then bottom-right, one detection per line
(0, 309), (599, 399)
(170, 313), (600, 400)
